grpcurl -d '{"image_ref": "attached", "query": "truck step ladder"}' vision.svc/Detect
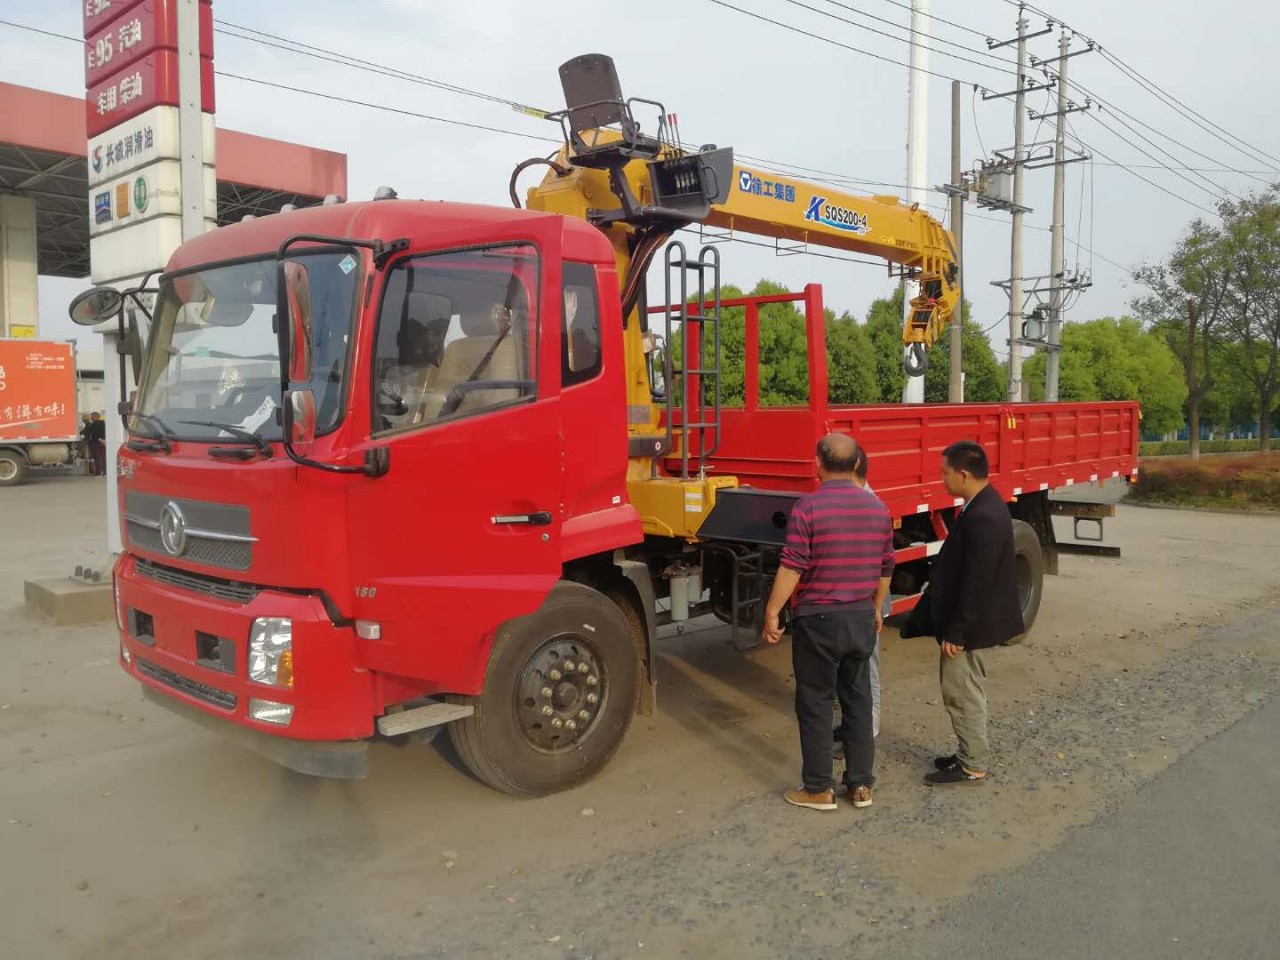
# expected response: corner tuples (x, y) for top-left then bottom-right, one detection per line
(663, 240), (722, 480)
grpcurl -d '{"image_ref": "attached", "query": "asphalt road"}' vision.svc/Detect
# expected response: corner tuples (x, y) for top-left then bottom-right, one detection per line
(880, 685), (1280, 960)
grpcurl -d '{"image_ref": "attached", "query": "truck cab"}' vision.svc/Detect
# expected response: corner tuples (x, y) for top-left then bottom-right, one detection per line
(114, 199), (642, 779)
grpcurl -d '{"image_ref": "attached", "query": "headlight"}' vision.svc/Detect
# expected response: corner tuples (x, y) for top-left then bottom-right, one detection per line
(248, 617), (293, 687)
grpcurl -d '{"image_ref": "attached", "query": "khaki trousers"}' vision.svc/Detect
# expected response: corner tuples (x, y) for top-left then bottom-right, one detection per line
(940, 648), (989, 773)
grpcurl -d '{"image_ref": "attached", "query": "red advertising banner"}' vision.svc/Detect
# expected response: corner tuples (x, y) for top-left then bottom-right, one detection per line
(83, 0), (210, 40)
(85, 0), (213, 88)
(86, 50), (215, 138)
(0, 341), (79, 442)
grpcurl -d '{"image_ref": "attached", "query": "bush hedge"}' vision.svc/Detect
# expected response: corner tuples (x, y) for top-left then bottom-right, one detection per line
(1129, 454), (1280, 510)
(1137, 439), (1264, 457)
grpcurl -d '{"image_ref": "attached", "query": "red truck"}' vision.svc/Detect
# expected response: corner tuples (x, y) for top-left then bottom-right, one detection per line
(75, 56), (1138, 795)
(0, 338), (80, 486)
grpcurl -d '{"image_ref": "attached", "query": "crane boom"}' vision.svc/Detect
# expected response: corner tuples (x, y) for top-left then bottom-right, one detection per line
(522, 54), (961, 441)
(706, 164), (959, 355)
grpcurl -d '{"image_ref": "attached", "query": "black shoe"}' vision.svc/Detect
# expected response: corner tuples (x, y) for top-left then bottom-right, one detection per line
(933, 754), (958, 770)
(924, 762), (986, 786)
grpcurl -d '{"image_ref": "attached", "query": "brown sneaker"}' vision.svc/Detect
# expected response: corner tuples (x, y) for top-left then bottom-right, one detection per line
(784, 787), (837, 811)
(849, 785), (873, 809)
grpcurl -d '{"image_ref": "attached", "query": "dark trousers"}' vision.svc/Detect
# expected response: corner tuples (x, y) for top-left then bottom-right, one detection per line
(90, 440), (106, 477)
(792, 609), (877, 793)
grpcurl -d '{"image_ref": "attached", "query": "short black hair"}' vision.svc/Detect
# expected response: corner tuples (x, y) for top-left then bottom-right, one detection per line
(943, 440), (989, 479)
(816, 432), (860, 473)
(853, 446), (868, 481)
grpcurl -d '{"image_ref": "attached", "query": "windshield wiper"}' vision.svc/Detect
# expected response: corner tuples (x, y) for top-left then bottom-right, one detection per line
(126, 413), (174, 453)
(180, 420), (273, 459)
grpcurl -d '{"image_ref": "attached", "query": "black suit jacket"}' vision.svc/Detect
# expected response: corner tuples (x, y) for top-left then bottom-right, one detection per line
(907, 484), (1025, 650)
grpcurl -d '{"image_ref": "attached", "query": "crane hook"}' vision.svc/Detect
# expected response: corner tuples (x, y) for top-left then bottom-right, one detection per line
(903, 342), (928, 378)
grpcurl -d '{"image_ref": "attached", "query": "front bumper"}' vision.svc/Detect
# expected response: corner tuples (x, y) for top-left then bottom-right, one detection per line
(116, 554), (377, 771)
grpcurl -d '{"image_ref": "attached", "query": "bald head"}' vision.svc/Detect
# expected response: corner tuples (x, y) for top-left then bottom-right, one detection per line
(816, 432), (860, 477)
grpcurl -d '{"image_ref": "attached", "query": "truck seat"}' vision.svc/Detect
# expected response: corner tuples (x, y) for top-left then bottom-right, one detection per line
(416, 305), (522, 420)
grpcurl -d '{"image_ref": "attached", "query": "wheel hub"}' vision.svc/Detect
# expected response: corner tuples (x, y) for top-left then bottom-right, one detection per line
(516, 637), (604, 752)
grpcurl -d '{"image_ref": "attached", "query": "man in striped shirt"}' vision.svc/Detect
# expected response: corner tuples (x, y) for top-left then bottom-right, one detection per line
(764, 433), (895, 811)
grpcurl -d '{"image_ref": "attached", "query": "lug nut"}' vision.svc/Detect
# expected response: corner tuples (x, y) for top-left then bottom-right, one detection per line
(549, 669), (562, 681)
(578, 710), (590, 721)
(565, 719), (577, 731)
(541, 686), (553, 699)
(541, 705), (553, 716)
(578, 663), (590, 674)
(586, 693), (599, 705)
(586, 675), (598, 687)
(564, 661), (575, 672)
(551, 717), (564, 729)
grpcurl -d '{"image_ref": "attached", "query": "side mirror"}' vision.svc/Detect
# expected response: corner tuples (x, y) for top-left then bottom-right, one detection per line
(69, 286), (123, 326)
(283, 388), (317, 447)
(279, 260), (313, 383)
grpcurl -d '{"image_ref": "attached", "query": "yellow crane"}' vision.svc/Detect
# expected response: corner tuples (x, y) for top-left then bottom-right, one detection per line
(519, 54), (961, 536)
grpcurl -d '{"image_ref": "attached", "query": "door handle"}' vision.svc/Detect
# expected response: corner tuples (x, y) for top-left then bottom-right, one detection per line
(491, 511), (553, 526)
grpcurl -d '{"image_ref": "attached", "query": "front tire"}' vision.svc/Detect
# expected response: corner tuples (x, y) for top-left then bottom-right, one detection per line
(449, 581), (639, 796)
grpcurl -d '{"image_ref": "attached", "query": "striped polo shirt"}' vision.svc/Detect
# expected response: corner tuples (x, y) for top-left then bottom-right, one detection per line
(780, 479), (895, 617)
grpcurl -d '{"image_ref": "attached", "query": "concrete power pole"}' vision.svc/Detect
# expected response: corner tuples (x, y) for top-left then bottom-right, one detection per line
(949, 80), (965, 402)
(902, 0), (930, 404)
(1044, 30), (1070, 401)
(1007, 11), (1029, 403)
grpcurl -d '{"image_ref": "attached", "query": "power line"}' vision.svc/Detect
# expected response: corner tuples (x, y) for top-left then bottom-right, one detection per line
(703, 0), (974, 84)
(217, 72), (562, 143)
(1093, 48), (1280, 171)
(1062, 75), (1274, 187)
(0, 16), (943, 206)
(779, 0), (1017, 74)
(214, 18), (945, 203)
(996, 0), (1280, 171)
(214, 20), (527, 111)
(1078, 111), (1234, 209)
(869, 0), (993, 40)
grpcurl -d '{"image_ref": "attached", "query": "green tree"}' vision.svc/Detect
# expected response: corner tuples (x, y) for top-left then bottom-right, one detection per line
(864, 287), (907, 402)
(1133, 219), (1233, 458)
(923, 306), (1006, 403)
(1201, 339), (1258, 436)
(1023, 317), (1188, 434)
(826, 309), (880, 405)
(1220, 189), (1280, 450)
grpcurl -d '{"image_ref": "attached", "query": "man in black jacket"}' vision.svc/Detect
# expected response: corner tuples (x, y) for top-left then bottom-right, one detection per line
(922, 440), (1024, 786)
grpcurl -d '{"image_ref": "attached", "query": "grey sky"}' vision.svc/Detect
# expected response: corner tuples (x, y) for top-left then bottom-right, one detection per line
(3, 0), (1277, 363)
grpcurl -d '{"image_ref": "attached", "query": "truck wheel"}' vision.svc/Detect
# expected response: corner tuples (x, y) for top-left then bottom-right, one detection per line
(449, 581), (639, 796)
(1006, 519), (1045, 644)
(0, 450), (28, 487)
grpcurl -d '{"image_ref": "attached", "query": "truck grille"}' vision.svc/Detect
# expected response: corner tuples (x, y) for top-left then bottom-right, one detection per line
(135, 558), (260, 604)
(124, 492), (254, 572)
(137, 659), (237, 711)
(127, 522), (253, 571)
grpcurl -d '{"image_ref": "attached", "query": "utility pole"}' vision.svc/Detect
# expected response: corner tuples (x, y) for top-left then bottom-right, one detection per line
(1035, 30), (1094, 399)
(983, 6), (1053, 402)
(1007, 11), (1029, 403)
(948, 79), (964, 402)
(901, 0), (930, 404)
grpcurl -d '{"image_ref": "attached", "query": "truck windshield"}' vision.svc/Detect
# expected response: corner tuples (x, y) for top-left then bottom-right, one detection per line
(135, 251), (359, 442)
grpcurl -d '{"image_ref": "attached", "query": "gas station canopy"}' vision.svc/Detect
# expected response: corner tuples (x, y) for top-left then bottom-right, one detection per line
(0, 81), (348, 279)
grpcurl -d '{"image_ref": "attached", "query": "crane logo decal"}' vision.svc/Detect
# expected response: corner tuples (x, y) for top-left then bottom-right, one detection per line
(805, 196), (870, 235)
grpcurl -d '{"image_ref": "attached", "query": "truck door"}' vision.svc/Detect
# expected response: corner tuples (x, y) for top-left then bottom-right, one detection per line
(346, 221), (565, 692)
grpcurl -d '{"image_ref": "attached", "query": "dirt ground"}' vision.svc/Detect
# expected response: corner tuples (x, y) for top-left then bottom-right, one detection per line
(2, 475), (1278, 960)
